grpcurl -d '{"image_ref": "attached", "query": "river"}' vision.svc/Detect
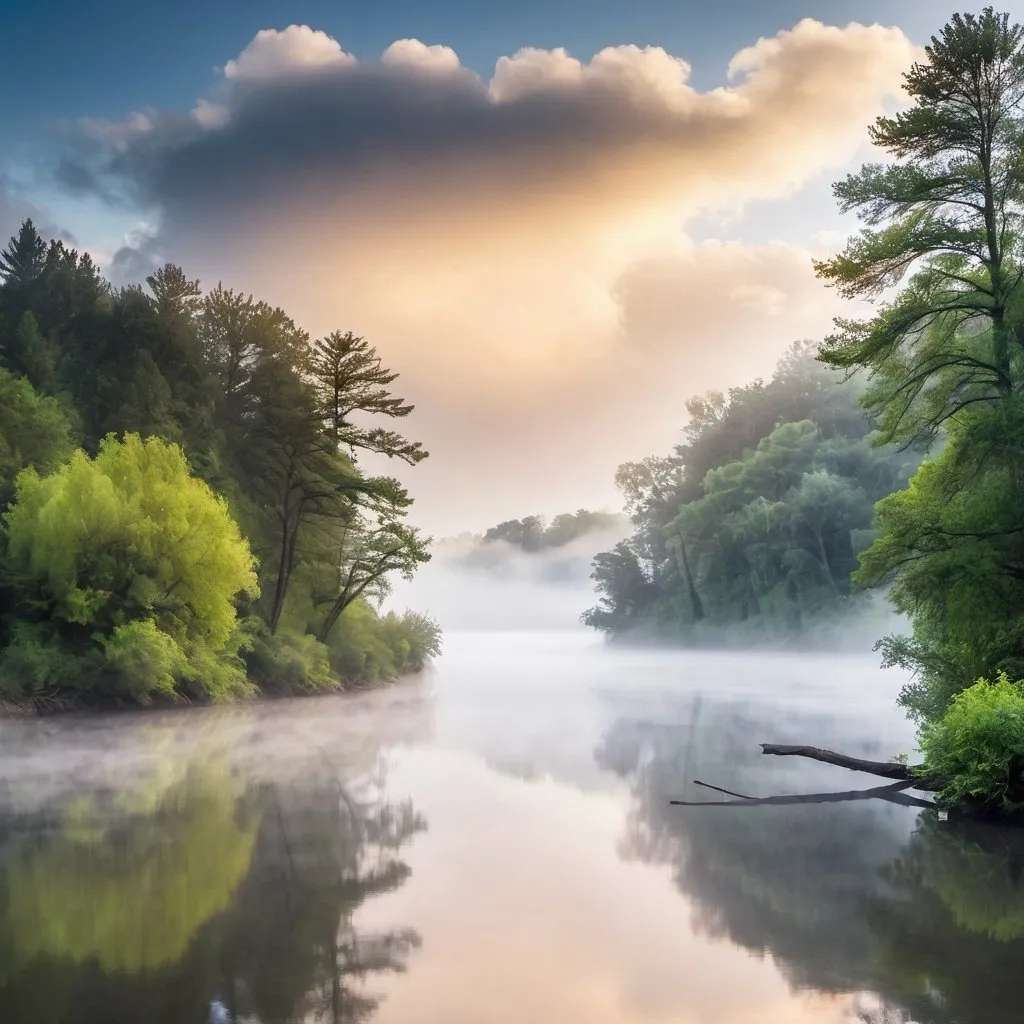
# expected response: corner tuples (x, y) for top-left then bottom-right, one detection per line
(0, 630), (1021, 1024)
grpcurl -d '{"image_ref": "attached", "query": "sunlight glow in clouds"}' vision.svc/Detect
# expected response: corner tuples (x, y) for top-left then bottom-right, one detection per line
(64, 20), (917, 530)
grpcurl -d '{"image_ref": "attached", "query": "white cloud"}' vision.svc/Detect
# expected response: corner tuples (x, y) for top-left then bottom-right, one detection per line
(222, 25), (356, 80)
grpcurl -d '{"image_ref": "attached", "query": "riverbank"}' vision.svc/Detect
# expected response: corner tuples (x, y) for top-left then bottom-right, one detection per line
(0, 666), (435, 718)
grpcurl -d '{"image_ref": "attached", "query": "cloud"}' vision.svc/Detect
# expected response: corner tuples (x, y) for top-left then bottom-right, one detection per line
(56, 21), (915, 531)
(106, 224), (163, 286)
(0, 177), (75, 250)
(70, 19), (915, 227)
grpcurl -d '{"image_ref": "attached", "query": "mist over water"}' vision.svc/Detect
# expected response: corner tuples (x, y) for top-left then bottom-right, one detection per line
(384, 523), (630, 630)
(7, 629), (1022, 1023)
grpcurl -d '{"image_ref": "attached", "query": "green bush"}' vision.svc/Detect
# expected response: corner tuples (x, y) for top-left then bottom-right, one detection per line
(244, 620), (336, 695)
(0, 434), (259, 704)
(918, 673), (1024, 814)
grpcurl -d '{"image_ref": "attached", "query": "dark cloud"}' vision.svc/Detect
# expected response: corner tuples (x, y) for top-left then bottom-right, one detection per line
(107, 243), (159, 286)
(60, 22), (916, 239)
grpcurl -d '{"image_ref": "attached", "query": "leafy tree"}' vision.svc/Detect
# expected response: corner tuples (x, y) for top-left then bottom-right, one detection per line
(0, 434), (259, 703)
(816, 7), (1024, 447)
(585, 344), (915, 640)
(312, 500), (431, 645)
(0, 369), (73, 503)
(812, 9), (1024, 718)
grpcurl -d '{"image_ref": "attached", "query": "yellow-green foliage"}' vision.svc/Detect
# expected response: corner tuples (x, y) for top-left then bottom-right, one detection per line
(919, 673), (1024, 812)
(0, 433), (259, 702)
(4, 766), (259, 972)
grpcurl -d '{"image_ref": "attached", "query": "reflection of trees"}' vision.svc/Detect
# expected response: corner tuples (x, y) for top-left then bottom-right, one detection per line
(2, 763), (258, 973)
(596, 706), (1024, 1024)
(220, 766), (425, 1024)
(0, 753), (425, 1024)
(896, 816), (1024, 941)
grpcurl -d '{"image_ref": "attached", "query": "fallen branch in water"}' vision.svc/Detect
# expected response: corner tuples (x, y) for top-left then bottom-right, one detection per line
(759, 743), (941, 790)
(670, 778), (935, 810)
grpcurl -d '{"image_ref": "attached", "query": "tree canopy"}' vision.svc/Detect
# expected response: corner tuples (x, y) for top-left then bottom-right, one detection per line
(584, 344), (918, 641)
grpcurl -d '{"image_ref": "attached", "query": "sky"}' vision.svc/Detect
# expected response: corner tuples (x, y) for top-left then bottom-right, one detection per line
(2, 2), (1018, 535)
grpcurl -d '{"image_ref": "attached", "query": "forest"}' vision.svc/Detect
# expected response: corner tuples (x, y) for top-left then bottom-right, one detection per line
(587, 7), (1024, 816)
(0, 229), (440, 709)
(583, 343), (920, 641)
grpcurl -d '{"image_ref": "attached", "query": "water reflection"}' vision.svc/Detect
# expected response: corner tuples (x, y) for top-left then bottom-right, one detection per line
(597, 703), (1024, 1024)
(0, 691), (431, 1024)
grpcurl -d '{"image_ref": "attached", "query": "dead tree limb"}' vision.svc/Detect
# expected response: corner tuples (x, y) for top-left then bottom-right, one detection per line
(670, 779), (936, 810)
(759, 743), (941, 790)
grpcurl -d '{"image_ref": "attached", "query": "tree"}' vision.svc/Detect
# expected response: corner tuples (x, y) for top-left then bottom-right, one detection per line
(13, 311), (60, 393)
(0, 434), (259, 703)
(310, 329), (427, 465)
(0, 219), (441, 702)
(0, 219), (46, 288)
(812, 9), (1024, 716)
(857, 406), (1024, 718)
(0, 368), (73, 503)
(312, 482), (431, 644)
(816, 7), (1024, 447)
(585, 343), (915, 640)
(582, 541), (659, 632)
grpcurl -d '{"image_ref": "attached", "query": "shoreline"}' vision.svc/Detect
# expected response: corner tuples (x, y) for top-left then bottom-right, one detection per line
(0, 671), (432, 720)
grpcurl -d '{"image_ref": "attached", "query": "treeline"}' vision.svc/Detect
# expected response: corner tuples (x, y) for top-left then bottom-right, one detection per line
(482, 510), (623, 552)
(583, 342), (919, 641)
(0, 221), (439, 709)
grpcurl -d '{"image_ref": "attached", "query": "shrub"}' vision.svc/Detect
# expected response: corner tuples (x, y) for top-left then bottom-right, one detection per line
(918, 673), (1024, 814)
(0, 433), (259, 704)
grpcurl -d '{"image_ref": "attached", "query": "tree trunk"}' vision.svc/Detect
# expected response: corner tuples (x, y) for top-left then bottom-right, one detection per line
(269, 517), (297, 634)
(759, 743), (941, 790)
(814, 529), (840, 598)
(316, 594), (349, 645)
(679, 539), (704, 621)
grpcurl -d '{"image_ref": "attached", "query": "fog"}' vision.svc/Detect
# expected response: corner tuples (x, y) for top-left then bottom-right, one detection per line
(384, 520), (631, 630)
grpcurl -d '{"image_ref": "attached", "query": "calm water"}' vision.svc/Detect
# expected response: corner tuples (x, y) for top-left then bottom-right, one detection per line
(1, 631), (1022, 1024)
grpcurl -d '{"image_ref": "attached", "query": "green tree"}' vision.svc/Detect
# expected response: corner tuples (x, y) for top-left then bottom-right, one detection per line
(0, 219), (46, 288)
(0, 368), (73, 503)
(858, 408), (1024, 717)
(310, 330), (427, 465)
(814, 9), (1024, 715)
(816, 7), (1024, 446)
(0, 434), (259, 703)
(313, 503), (431, 644)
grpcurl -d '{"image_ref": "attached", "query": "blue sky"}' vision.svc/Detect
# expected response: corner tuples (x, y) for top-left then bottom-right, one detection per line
(0, 1), (971, 147)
